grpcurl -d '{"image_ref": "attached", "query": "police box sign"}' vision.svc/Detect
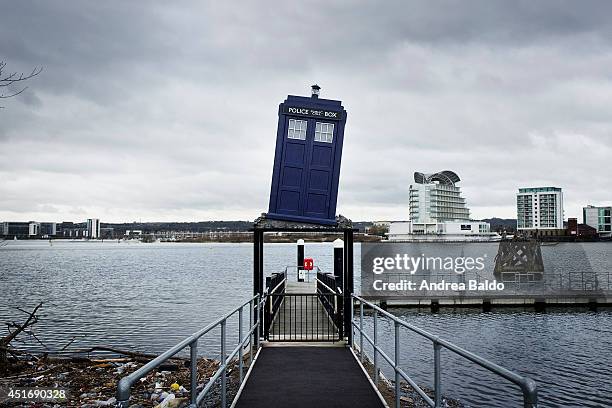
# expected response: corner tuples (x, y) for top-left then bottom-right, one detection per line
(283, 106), (342, 120)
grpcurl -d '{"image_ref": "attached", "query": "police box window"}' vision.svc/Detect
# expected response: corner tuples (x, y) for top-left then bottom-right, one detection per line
(288, 119), (307, 140)
(314, 122), (334, 143)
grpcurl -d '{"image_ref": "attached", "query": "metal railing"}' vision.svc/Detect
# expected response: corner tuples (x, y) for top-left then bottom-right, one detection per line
(316, 271), (343, 338)
(284, 265), (320, 282)
(265, 293), (341, 341)
(351, 295), (538, 408)
(264, 271), (287, 338)
(116, 295), (264, 408)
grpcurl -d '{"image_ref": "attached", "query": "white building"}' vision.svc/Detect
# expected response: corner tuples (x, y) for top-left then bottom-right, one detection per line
(87, 218), (101, 239)
(410, 170), (470, 223)
(389, 171), (499, 242)
(28, 222), (41, 237)
(583, 205), (612, 238)
(516, 187), (564, 231)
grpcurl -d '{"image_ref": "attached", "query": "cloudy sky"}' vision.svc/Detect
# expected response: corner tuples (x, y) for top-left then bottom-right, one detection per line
(1, 1), (611, 223)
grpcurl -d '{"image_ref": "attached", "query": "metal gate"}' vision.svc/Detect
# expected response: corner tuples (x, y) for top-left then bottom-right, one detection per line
(265, 293), (342, 341)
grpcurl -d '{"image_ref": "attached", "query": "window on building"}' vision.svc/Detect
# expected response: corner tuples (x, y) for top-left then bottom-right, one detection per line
(288, 119), (307, 140)
(314, 122), (334, 143)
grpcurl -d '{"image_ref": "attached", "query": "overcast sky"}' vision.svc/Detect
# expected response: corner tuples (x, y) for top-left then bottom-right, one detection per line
(1, 1), (611, 223)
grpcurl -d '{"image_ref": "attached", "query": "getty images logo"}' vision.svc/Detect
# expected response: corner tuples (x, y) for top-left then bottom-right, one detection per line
(372, 253), (487, 275)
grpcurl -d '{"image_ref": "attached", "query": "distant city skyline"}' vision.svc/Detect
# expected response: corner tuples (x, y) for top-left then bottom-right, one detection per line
(1, 2), (611, 223)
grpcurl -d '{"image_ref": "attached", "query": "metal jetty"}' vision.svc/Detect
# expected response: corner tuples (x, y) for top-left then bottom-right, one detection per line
(115, 217), (539, 408)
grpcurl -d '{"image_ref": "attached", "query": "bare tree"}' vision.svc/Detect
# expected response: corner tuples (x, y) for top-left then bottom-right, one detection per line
(0, 302), (44, 372)
(0, 61), (43, 108)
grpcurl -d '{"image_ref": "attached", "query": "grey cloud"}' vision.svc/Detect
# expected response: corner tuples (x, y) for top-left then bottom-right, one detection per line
(1, 1), (611, 222)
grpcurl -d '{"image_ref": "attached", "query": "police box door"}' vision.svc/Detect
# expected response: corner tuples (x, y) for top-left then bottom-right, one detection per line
(303, 120), (336, 219)
(275, 117), (336, 220)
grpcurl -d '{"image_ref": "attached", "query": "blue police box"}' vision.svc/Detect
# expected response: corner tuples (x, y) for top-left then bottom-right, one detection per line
(267, 85), (347, 225)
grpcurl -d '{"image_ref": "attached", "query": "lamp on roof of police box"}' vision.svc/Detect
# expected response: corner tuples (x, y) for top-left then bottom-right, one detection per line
(266, 85), (348, 225)
(311, 84), (320, 98)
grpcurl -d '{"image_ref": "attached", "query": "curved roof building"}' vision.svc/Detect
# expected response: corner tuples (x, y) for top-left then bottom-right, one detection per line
(414, 170), (460, 186)
(388, 170), (499, 242)
(410, 170), (470, 223)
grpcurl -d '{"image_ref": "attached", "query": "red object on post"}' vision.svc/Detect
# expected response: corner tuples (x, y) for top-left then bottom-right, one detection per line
(303, 258), (314, 271)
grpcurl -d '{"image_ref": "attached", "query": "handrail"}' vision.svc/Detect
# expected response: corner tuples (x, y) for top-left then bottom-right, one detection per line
(315, 277), (338, 294)
(116, 294), (264, 408)
(351, 295), (538, 408)
(269, 277), (287, 295)
(284, 265), (320, 282)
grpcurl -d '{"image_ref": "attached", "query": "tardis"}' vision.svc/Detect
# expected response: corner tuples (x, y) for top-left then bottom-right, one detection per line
(267, 85), (348, 225)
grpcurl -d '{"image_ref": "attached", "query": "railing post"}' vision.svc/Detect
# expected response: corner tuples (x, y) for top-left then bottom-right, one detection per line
(522, 379), (539, 408)
(434, 341), (441, 408)
(255, 295), (260, 349)
(373, 309), (379, 386)
(189, 340), (198, 407)
(337, 292), (343, 339)
(116, 378), (131, 408)
(249, 298), (253, 366)
(265, 293), (271, 341)
(350, 295), (354, 349)
(394, 321), (400, 408)
(221, 319), (227, 408)
(360, 302), (364, 363)
(239, 307), (244, 384)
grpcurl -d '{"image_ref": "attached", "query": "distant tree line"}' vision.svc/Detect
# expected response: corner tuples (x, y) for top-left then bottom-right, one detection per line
(101, 220), (374, 235)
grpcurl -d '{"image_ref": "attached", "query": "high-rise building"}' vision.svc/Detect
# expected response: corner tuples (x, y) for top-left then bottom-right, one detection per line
(409, 170), (470, 223)
(516, 187), (564, 230)
(87, 218), (101, 239)
(389, 171), (498, 242)
(583, 205), (612, 238)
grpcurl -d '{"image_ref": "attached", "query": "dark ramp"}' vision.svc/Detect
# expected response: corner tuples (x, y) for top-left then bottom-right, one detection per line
(235, 346), (385, 408)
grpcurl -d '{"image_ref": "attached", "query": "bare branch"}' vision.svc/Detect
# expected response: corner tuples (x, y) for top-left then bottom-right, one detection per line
(1, 302), (43, 347)
(0, 61), (42, 106)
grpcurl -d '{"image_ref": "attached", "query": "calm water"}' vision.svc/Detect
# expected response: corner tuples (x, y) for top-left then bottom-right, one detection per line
(0, 240), (611, 407)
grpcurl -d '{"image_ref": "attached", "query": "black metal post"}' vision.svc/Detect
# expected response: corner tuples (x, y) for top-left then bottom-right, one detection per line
(264, 276), (271, 340)
(297, 238), (304, 282)
(334, 238), (344, 339)
(333, 238), (343, 283)
(343, 229), (354, 344)
(253, 229), (264, 346)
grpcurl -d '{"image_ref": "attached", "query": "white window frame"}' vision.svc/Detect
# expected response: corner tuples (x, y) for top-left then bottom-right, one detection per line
(314, 122), (334, 143)
(288, 119), (307, 140)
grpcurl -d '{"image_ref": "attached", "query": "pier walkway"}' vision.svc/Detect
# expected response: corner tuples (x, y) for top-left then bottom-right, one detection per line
(234, 346), (385, 408)
(235, 279), (386, 407)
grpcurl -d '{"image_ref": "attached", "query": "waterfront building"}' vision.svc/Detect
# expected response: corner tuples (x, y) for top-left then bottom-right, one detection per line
(388, 171), (499, 242)
(516, 187), (564, 234)
(2, 221), (57, 238)
(583, 205), (612, 238)
(567, 218), (599, 240)
(40, 222), (57, 237)
(1, 222), (30, 239)
(87, 218), (101, 239)
(28, 222), (57, 237)
(28, 222), (40, 236)
(410, 170), (470, 223)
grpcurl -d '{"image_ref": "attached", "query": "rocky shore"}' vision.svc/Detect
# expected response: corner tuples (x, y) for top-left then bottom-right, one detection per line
(0, 353), (242, 407)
